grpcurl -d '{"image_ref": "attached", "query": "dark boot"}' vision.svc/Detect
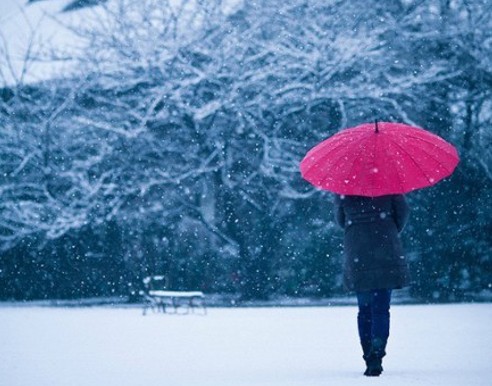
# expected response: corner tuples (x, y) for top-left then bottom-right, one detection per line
(361, 340), (372, 365)
(363, 338), (386, 377)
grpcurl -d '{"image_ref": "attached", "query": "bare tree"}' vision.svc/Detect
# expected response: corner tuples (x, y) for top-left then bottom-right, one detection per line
(0, 0), (490, 299)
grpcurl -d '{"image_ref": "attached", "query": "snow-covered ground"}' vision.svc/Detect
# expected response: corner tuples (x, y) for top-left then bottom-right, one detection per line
(1, 304), (491, 386)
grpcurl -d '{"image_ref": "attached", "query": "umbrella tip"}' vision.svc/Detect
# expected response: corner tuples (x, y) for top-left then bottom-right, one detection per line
(375, 119), (379, 133)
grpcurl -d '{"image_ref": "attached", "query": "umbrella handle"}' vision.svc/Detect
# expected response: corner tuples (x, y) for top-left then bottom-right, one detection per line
(375, 119), (379, 133)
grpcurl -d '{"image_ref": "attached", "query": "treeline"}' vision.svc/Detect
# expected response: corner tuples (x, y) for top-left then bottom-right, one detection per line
(0, 0), (491, 302)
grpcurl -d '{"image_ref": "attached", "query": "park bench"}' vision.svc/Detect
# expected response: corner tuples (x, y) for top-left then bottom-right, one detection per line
(140, 276), (206, 315)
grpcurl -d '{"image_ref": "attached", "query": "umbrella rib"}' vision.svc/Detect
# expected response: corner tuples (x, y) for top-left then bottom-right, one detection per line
(301, 141), (348, 177)
(387, 138), (443, 185)
(388, 139), (432, 182)
(368, 131), (379, 195)
(398, 137), (456, 175)
(315, 144), (368, 191)
(334, 134), (375, 193)
(403, 134), (458, 162)
(384, 139), (406, 193)
(301, 132), (368, 177)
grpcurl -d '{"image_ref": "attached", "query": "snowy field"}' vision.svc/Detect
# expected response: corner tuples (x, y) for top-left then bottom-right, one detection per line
(1, 304), (491, 386)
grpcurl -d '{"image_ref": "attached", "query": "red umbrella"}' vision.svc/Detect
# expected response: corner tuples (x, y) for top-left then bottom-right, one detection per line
(300, 121), (459, 197)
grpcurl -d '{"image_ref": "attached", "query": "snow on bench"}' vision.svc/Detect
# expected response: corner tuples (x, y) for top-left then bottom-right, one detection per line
(141, 276), (206, 315)
(148, 290), (204, 298)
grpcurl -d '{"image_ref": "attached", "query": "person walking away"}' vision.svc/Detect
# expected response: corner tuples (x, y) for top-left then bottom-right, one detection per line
(334, 194), (410, 376)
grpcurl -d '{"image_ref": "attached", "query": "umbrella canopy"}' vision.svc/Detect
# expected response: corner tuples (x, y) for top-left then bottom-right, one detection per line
(300, 121), (459, 197)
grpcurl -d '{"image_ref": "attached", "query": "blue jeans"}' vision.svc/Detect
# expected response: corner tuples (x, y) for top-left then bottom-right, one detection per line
(356, 289), (392, 350)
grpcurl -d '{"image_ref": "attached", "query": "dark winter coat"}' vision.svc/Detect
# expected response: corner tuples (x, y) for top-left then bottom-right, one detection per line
(334, 194), (411, 292)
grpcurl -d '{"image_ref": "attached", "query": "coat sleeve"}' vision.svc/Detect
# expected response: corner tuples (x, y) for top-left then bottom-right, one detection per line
(333, 195), (346, 228)
(392, 195), (410, 233)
